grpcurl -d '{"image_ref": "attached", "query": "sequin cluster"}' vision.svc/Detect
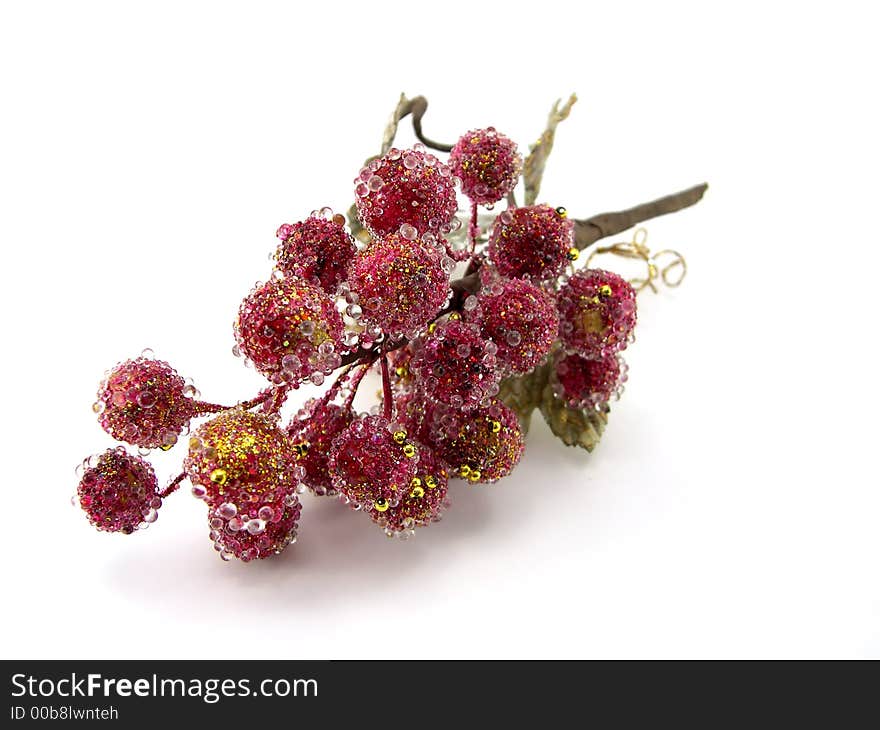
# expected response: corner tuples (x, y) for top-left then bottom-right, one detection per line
(77, 448), (161, 534)
(488, 204), (574, 281)
(464, 278), (559, 374)
(275, 211), (357, 294)
(450, 127), (522, 205)
(354, 146), (458, 237)
(95, 356), (196, 450)
(234, 277), (344, 384)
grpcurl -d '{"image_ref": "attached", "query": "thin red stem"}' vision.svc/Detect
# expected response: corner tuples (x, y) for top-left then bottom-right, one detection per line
(469, 200), (479, 253)
(159, 472), (186, 499)
(380, 354), (393, 421)
(193, 387), (277, 415)
(343, 361), (372, 410)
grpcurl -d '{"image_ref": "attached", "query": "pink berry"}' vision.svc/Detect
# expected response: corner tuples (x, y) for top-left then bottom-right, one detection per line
(553, 352), (627, 408)
(429, 399), (524, 483)
(488, 204), (573, 281)
(347, 233), (451, 338)
(449, 127), (521, 205)
(369, 443), (449, 536)
(557, 268), (637, 357)
(208, 494), (302, 562)
(77, 448), (161, 534)
(185, 409), (301, 510)
(286, 399), (354, 496)
(274, 212), (356, 294)
(465, 279), (558, 374)
(235, 277), (344, 382)
(329, 415), (419, 514)
(354, 147), (458, 238)
(409, 317), (501, 410)
(95, 356), (195, 449)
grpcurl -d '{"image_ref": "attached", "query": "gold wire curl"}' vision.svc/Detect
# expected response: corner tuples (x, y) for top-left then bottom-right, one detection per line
(583, 227), (687, 294)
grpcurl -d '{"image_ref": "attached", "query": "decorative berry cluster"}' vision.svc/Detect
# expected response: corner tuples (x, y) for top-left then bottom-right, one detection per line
(75, 94), (704, 562)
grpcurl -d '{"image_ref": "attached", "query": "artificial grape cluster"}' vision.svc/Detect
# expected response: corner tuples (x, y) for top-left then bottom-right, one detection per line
(75, 106), (657, 564)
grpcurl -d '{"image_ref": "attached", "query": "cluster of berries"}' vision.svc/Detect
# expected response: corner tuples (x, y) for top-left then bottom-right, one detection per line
(76, 123), (637, 561)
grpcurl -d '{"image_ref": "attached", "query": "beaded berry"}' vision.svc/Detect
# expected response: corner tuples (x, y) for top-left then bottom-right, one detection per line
(77, 448), (162, 534)
(553, 352), (627, 409)
(355, 147), (458, 237)
(450, 127), (522, 205)
(557, 268), (637, 357)
(488, 204), (574, 281)
(347, 233), (451, 338)
(286, 399), (354, 496)
(430, 399), (524, 483)
(208, 494), (302, 562)
(329, 415), (420, 514)
(274, 211), (356, 294)
(185, 409), (301, 510)
(409, 317), (501, 410)
(370, 443), (449, 536)
(95, 356), (196, 450)
(234, 277), (344, 383)
(465, 279), (558, 374)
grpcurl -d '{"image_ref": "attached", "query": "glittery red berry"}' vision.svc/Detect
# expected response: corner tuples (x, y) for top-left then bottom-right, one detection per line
(274, 211), (356, 294)
(410, 317), (501, 410)
(488, 204), (574, 281)
(286, 399), (354, 496)
(449, 127), (522, 205)
(355, 146), (458, 237)
(369, 443), (449, 537)
(234, 277), (345, 384)
(329, 415), (419, 515)
(76, 448), (162, 534)
(185, 409), (302, 511)
(94, 355), (196, 450)
(207, 493), (302, 562)
(557, 268), (637, 357)
(429, 400), (524, 483)
(464, 279), (559, 374)
(347, 233), (451, 338)
(553, 351), (627, 409)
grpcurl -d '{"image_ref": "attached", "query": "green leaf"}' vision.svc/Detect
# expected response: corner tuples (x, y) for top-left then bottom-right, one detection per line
(497, 363), (550, 434)
(523, 94), (578, 206)
(539, 383), (608, 452)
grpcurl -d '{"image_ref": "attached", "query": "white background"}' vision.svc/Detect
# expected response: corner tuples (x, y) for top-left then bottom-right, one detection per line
(1, 1), (877, 659)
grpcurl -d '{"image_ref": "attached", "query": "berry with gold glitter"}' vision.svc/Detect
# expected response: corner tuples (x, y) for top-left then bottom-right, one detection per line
(329, 415), (419, 514)
(409, 317), (501, 410)
(234, 277), (344, 383)
(553, 351), (627, 409)
(287, 399), (354, 496)
(450, 127), (522, 205)
(77, 448), (162, 534)
(185, 409), (302, 510)
(95, 355), (196, 450)
(488, 204), (574, 281)
(354, 146), (458, 237)
(465, 279), (559, 374)
(557, 268), (637, 357)
(274, 211), (356, 294)
(347, 232), (452, 338)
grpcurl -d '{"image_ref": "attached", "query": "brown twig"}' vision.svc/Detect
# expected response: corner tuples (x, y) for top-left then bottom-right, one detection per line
(382, 94), (453, 155)
(574, 184), (708, 250)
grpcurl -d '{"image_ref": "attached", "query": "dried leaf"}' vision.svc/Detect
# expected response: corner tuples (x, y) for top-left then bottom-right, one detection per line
(523, 94), (578, 206)
(381, 94), (411, 156)
(497, 364), (550, 434)
(539, 384), (608, 452)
